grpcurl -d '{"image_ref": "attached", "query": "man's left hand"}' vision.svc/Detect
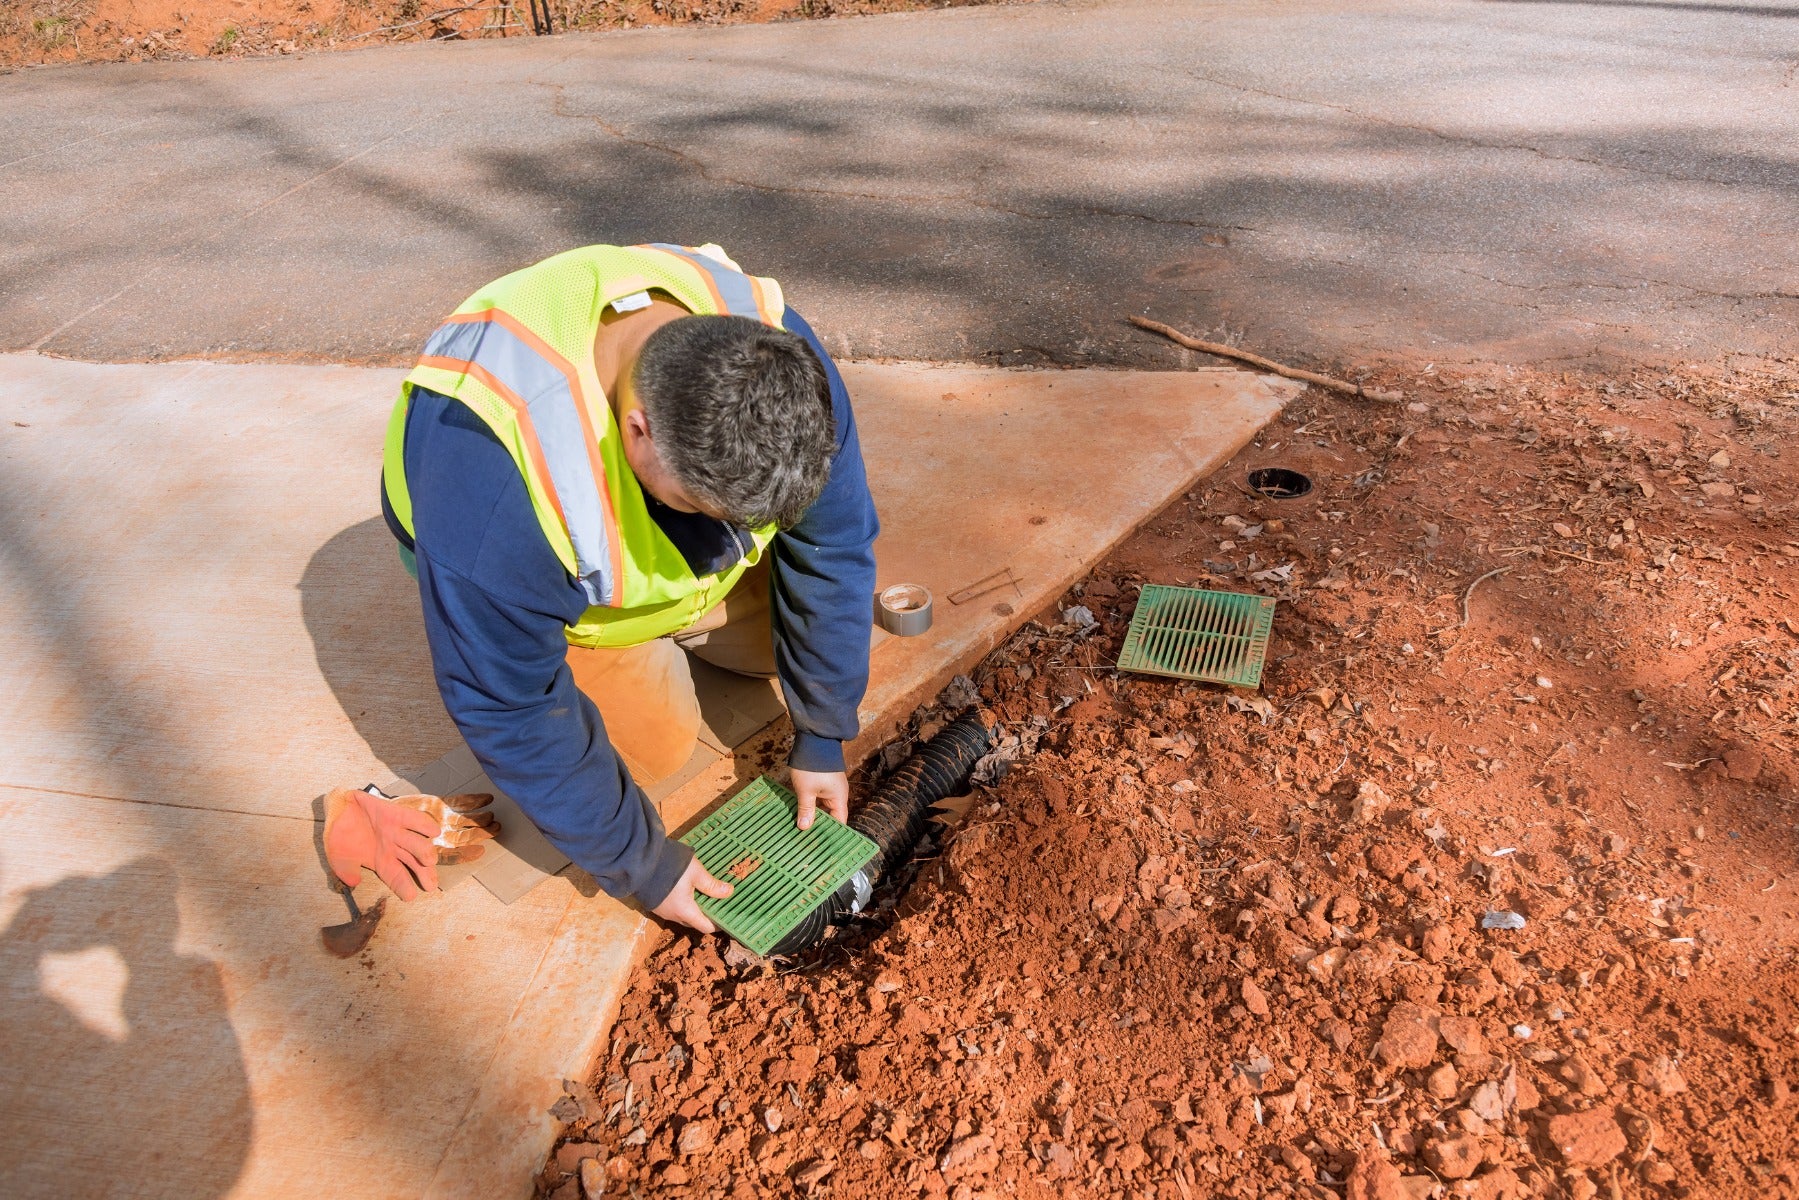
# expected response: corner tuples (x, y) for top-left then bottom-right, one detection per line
(791, 769), (849, 830)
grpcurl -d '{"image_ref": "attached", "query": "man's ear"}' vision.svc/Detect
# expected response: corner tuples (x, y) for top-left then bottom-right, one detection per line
(622, 406), (652, 444)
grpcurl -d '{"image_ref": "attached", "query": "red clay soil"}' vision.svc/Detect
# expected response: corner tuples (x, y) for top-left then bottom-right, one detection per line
(0, 0), (1010, 68)
(545, 360), (1799, 1200)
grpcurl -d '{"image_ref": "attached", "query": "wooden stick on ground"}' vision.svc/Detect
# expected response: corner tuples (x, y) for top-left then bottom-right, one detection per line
(1129, 315), (1404, 403)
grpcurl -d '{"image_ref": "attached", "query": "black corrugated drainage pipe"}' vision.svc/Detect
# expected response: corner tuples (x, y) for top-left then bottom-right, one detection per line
(768, 715), (993, 956)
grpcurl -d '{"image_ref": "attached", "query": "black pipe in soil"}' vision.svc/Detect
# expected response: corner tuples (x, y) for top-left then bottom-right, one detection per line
(768, 715), (993, 956)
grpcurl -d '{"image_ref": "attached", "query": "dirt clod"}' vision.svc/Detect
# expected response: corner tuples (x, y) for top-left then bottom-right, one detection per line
(545, 362), (1799, 1200)
(1546, 1107), (1628, 1167)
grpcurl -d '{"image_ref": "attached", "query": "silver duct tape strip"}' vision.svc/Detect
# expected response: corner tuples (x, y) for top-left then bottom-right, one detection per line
(875, 583), (933, 636)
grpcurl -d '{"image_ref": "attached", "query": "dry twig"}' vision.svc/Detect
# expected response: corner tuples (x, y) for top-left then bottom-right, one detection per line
(1460, 566), (1512, 627)
(1129, 315), (1404, 402)
(343, 4), (499, 39)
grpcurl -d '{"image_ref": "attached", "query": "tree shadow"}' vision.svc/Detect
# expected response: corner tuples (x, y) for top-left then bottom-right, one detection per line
(0, 857), (252, 1199)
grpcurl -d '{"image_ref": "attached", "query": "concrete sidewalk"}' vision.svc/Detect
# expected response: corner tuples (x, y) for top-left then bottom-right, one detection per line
(0, 351), (1292, 1198)
(4, 0), (1797, 372)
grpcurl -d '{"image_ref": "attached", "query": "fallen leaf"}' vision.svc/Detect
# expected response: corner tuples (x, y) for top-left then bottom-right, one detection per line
(1226, 694), (1275, 724)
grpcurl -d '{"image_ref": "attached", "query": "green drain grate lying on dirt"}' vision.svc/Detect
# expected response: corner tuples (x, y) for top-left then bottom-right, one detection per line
(1118, 585), (1276, 687)
(679, 777), (878, 956)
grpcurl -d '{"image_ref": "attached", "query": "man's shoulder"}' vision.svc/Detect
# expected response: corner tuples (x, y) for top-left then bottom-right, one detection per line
(405, 387), (569, 604)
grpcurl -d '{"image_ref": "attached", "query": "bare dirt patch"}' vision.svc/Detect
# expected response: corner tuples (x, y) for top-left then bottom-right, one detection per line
(1, 0), (1013, 69)
(547, 358), (1799, 1200)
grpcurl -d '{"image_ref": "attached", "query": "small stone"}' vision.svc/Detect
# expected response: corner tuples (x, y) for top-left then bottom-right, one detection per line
(1439, 1016), (1485, 1056)
(1421, 924), (1453, 963)
(1347, 1146), (1408, 1200)
(1375, 1003), (1441, 1070)
(659, 1164), (691, 1186)
(939, 1133), (999, 1179)
(1242, 977), (1271, 1017)
(1489, 950), (1527, 988)
(1546, 1107), (1628, 1167)
(858, 1140), (882, 1161)
(1423, 1132), (1483, 1180)
(1323, 1017), (1354, 1051)
(678, 1120), (715, 1156)
(1427, 1063), (1460, 1099)
(1044, 1142), (1077, 1178)
(1723, 747), (1764, 781)
(1308, 947), (1349, 981)
(556, 1142), (605, 1173)
(579, 1157), (606, 1200)
(1352, 780), (1393, 823)
(1468, 1080), (1505, 1122)
(1560, 1054), (1608, 1097)
(793, 1158), (834, 1188)
(1639, 1055), (1687, 1096)
(1507, 1065), (1541, 1112)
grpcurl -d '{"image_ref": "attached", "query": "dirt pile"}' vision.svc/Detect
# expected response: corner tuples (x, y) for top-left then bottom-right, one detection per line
(1, 0), (1010, 68)
(545, 359), (1799, 1199)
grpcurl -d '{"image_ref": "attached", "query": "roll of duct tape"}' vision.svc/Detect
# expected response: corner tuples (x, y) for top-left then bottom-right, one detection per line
(875, 583), (933, 637)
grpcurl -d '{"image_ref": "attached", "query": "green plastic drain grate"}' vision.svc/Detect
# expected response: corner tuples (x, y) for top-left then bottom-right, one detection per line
(1117, 585), (1276, 688)
(679, 777), (878, 956)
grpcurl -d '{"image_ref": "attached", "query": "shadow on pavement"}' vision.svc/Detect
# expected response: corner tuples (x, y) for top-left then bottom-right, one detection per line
(299, 516), (448, 777)
(0, 858), (252, 1200)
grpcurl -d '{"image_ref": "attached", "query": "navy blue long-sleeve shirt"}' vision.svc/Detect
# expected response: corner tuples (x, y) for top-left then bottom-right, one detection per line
(384, 309), (878, 907)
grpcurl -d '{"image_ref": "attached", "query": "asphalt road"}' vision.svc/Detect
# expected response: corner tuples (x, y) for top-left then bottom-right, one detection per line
(5, 0), (1796, 370)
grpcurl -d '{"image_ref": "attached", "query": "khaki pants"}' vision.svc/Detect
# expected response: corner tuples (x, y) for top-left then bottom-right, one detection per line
(564, 560), (775, 784)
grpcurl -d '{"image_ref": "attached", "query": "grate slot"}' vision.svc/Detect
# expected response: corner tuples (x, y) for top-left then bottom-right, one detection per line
(1117, 585), (1275, 688)
(678, 777), (878, 956)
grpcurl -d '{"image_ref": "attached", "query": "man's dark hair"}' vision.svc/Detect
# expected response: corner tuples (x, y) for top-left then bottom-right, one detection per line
(633, 315), (836, 530)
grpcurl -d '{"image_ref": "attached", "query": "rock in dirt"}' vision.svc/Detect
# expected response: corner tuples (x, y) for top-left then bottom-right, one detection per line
(1546, 1107), (1628, 1166)
(1242, 976), (1271, 1017)
(556, 1141), (604, 1173)
(1636, 1054), (1688, 1096)
(1351, 780), (1393, 823)
(1723, 746), (1764, 781)
(939, 1132), (999, 1180)
(1375, 1003), (1441, 1070)
(1468, 1079), (1506, 1122)
(793, 1158), (834, 1189)
(1347, 1146), (1408, 1200)
(579, 1157), (605, 1200)
(1424, 1131), (1483, 1180)
(1427, 1063), (1460, 1099)
(677, 1119), (715, 1156)
(1438, 1014), (1485, 1056)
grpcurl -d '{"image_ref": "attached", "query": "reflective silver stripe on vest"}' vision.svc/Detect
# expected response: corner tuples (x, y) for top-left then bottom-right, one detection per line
(424, 318), (616, 607)
(649, 244), (765, 320)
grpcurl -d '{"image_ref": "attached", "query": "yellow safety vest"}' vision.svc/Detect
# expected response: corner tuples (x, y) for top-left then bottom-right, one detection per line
(383, 243), (785, 648)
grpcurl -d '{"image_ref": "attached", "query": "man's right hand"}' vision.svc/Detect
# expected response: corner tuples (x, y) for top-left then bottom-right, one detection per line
(650, 854), (734, 933)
